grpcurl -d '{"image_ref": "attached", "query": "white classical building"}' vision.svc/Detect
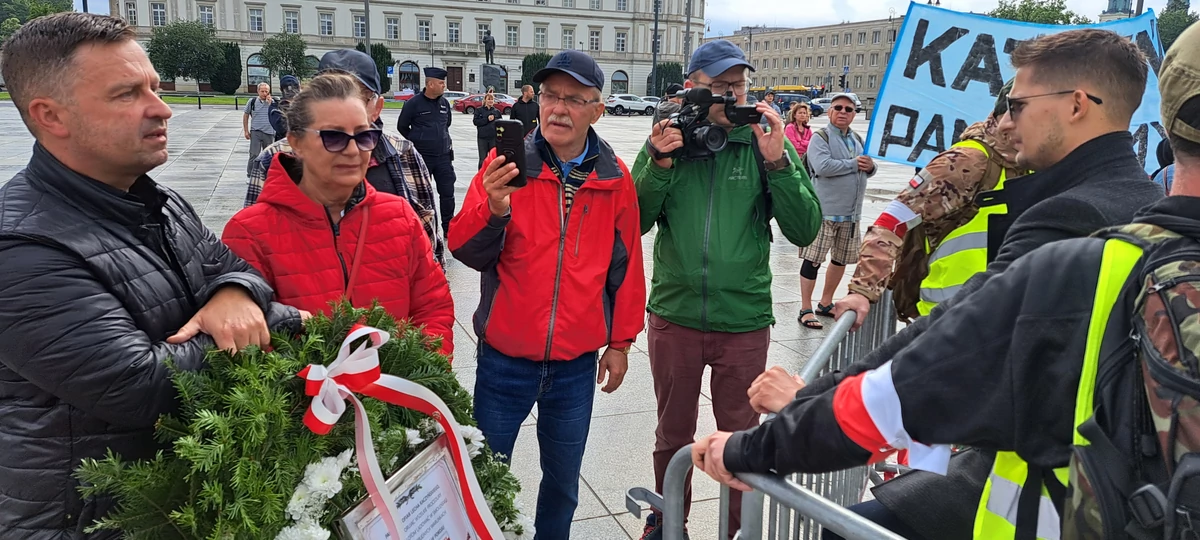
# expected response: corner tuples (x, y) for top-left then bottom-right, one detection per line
(109, 0), (701, 95)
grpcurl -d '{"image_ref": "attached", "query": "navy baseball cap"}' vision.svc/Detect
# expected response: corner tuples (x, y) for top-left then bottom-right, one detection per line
(319, 49), (381, 95)
(688, 40), (755, 78)
(533, 50), (605, 90)
(280, 75), (300, 88)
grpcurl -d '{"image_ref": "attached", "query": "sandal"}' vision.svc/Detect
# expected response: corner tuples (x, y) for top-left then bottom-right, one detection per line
(815, 303), (835, 318)
(798, 309), (824, 330)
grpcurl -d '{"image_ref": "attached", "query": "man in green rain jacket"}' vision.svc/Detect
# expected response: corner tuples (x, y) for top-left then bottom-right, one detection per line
(630, 39), (821, 539)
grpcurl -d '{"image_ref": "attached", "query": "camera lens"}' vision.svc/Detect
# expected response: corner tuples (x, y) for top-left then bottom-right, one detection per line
(695, 125), (728, 154)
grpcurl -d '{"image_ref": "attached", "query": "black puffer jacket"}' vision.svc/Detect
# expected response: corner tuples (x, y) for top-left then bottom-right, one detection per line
(0, 144), (302, 539)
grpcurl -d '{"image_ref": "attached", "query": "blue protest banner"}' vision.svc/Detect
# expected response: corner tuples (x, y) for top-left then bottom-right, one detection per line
(865, 3), (1166, 172)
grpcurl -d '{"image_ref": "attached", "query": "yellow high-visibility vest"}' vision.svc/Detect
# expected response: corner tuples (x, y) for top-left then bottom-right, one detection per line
(973, 239), (1143, 539)
(916, 139), (1008, 316)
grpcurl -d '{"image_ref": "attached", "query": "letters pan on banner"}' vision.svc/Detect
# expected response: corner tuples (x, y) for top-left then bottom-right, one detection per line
(865, 2), (1167, 173)
(337, 435), (477, 540)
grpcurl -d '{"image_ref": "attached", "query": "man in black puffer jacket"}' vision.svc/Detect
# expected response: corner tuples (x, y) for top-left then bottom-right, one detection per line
(0, 14), (302, 539)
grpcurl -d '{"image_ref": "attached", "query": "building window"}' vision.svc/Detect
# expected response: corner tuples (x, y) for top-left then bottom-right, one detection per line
(563, 0), (574, 6)
(612, 70), (628, 93)
(319, 12), (333, 35)
(831, 34), (838, 46)
(197, 4), (214, 26)
(353, 14), (365, 38)
(386, 18), (399, 39)
(124, 1), (137, 25)
(854, 75), (862, 89)
(285, 10), (299, 33)
(590, 0), (600, 8)
(508, 0), (518, 4)
(856, 53), (864, 66)
(805, 56), (812, 68)
(858, 32), (866, 45)
(448, 21), (460, 43)
(535, 27), (547, 48)
(247, 53), (269, 88)
(418, 19), (430, 41)
(562, 28), (574, 49)
(772, 58), (777, 69)
(784, 38), (790, 49)
(782, 58), (789, 69)
(151, 2), (166, 25)
(817, 35), (824, 47)
(477, 23), (489, 43)
(654, 31), (662, 53)
(506, 24), (518, 46)
(773, 39), (779, 50)
(536, 0), (546, 4)
(844, 32), (851, 45)
(792, 76), (798, 85)
(589, 29), (600, 51)
(617, 0), (627, 10)
(399, 61), (420, 90)
(804, 76), (811, 85)
(615, 31), (626, 52)
(868, 74), (877, 88)
(888, 29), (896, 42)
(870, 53), (879, 66)
(842, 54), (849, 67)
(816, 56), (823, 68)
(872, 30), (881, 44)
(807, 36), (814, 48)
(248, 7), (263, 32)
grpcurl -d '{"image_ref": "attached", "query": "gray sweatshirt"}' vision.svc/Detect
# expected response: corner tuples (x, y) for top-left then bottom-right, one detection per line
(806, 124), (875, 220)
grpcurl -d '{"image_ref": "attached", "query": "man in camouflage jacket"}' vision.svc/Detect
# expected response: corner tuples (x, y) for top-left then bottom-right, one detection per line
(835, 85), (1025, 325)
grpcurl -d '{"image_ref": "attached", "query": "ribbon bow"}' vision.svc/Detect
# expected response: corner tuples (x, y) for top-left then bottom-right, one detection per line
(298, 324), (504, 540)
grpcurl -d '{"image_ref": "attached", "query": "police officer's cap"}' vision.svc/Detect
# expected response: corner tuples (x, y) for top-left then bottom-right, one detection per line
(424, 67), (449, 80)
(532, 50), (605, 90)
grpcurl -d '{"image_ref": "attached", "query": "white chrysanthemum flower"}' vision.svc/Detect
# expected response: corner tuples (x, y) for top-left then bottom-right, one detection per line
(285, 484), (313, 521)
(459, 425), (486, 458)
(502, 512), (536, 540)
(303, 460), (344, 498)
(336, 448), (353, 470)
(275, 518), (331, 540)
(405, 428), (425, 448)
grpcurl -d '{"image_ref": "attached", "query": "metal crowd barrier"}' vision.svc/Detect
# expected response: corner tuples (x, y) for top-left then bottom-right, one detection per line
(627, 291), (902, 540)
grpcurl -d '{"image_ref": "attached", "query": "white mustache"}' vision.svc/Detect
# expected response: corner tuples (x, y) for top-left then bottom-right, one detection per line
(547, 114), (574, 127)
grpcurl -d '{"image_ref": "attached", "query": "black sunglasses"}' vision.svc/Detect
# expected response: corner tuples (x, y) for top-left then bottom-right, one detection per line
(301, 128), (382, 152)
(1006, 90), (1103, 120)
(831, 105), (855, 112)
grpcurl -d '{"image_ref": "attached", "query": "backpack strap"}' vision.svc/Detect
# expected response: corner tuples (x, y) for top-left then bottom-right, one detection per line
(749, 135), (774, 243)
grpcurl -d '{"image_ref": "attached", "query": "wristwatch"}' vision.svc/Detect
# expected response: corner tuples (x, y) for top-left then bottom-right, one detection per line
(764, 153), (792, 172)
(609, 345), (632, 356)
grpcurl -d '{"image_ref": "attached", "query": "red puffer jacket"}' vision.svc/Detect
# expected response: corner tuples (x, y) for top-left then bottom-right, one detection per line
(223, 153), (455, 357)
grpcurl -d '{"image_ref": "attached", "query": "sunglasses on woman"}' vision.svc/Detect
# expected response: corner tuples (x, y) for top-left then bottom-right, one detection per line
(301, 128), (383, 153)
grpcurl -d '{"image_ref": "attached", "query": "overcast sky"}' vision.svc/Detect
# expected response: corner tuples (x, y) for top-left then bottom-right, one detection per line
(704, 0), (1171, 36)
(76, 0), (110, 15)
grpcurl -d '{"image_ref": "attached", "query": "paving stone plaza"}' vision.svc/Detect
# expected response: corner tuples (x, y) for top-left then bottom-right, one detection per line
(0, 101), (914, 538)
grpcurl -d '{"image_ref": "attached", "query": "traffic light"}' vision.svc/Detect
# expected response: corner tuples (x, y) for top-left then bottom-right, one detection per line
(838, 74), (847, 89)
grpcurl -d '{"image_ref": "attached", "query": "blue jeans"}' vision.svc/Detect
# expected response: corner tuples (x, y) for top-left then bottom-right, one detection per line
(473, 342), (597, 540)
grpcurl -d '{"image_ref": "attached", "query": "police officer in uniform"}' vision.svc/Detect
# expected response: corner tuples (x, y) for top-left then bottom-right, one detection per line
(397, 66), (456, 236)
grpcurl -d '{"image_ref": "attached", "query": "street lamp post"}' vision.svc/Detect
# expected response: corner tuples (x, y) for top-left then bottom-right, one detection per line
(650, 0), (661, 96)
(683, 0), (694, 61)
(363, 0), (371, 47)
(430, 33), (437, 65)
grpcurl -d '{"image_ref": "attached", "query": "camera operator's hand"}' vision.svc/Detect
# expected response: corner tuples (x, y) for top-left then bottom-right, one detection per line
(750, 102), (786, 162)
(648, 119), (683, 169)
(482, 155), (522, 217)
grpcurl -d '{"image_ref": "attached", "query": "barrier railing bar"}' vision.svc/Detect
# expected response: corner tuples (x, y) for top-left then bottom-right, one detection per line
(734, 471), (906, 540)
(797, 310), (857, 384)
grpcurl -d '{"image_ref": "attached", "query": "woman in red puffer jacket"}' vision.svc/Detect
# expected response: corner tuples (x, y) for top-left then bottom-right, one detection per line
(222, 72), (454, 358)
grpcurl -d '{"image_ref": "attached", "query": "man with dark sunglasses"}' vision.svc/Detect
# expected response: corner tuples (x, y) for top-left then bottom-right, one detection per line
(244, 49), (445, 267)
(697, 28), (1165, 540)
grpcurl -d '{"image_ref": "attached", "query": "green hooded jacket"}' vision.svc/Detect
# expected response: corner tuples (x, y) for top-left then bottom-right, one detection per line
(633, 125), (821, 332)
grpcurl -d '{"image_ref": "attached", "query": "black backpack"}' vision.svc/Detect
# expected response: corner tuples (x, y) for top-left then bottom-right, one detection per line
(1067, 223), (1200, 539)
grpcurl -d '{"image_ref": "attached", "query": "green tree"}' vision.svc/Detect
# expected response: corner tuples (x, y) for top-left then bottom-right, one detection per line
(209, 42), (242, 95)
(1159, 0), (1199, 50)
(259, 30), (313, 79)
(988, 0), (1092, 24)
(649, 61), (684, 96)
(369, 43), (394, 94)
(0, 16), (20, 44)
(354, 41), (367, 54)
(146, 20), (222, 82)
(0, 0), (71, 23)
(518, 52), (552, 91)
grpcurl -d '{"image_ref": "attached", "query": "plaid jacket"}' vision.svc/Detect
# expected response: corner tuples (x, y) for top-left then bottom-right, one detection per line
(243, 131), (446, 266)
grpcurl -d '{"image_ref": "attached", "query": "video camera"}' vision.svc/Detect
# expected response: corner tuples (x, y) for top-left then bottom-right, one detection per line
(666, 87), (763, 160)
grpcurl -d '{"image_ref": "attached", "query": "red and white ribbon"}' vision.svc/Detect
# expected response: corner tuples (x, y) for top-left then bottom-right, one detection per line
(298, 324), (505, 540)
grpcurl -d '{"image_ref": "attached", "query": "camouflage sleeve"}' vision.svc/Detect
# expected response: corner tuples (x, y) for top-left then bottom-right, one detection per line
(846, 147), (991, 302)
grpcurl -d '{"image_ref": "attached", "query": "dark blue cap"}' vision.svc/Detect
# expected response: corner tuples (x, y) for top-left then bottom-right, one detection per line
(688, 40), (755, 78)
(533, 50), (605, 91)
(280, 74), (300, 88)
(319, 49), (381, 94)
(424, 66), (448, 79)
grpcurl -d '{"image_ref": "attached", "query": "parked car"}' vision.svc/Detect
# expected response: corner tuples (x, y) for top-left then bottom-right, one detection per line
(815, 93), (864, 112)
(393, 88), (417, 101)
(443, 91), (469, 106)
(605, 94), (656, 116)
(454, 94), (513, 115)
(774, 93), (823, 117)
(641, 96), (661, 104)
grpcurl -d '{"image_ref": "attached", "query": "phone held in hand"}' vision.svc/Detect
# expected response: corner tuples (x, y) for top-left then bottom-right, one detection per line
(494, 119), (528, 188)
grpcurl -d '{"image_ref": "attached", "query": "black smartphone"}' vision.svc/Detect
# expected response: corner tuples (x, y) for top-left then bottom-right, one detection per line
(494, 119), (528, 188)
(724, 104), (763, 126)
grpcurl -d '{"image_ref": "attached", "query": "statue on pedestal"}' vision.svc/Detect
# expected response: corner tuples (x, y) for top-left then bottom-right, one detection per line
(483, 30), (496, 65)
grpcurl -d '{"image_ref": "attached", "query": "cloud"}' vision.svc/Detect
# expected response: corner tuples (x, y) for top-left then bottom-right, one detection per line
(704, 0), (1169, 36)
(74, 0), (111, 14)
